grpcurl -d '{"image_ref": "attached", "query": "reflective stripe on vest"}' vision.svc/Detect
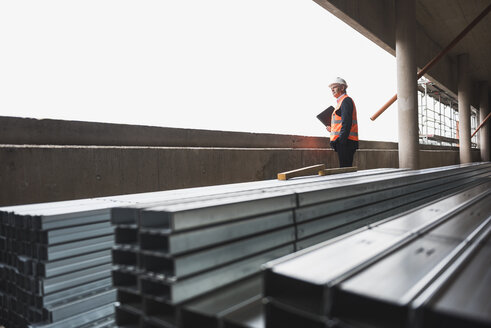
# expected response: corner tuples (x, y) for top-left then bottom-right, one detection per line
(330, 94), (359, 142)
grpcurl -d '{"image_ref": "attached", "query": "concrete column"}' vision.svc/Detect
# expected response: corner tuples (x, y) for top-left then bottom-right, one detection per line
(479, 82), (490, 161)
(458, 54), (472, 163)
(396, 0), (419, 169)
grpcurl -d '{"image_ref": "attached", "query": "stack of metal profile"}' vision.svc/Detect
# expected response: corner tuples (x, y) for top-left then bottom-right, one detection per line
(111, 163), (491, 328)
(112, 167), (404, 328)
(283, 162), (490, 250)
(263, 173), (491, 328)
(0, 199), (119, 328)
(111, 188), (300, 328)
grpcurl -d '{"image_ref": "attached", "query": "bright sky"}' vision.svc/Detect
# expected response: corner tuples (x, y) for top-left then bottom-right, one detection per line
(0, 1), (399, 142)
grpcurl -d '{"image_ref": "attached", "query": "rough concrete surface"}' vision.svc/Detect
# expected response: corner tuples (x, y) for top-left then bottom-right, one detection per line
(0, 116), (483, 206)
(1, 144), (475, 206)
(0, 116), (331, 149)
(1, 145), (334, 206)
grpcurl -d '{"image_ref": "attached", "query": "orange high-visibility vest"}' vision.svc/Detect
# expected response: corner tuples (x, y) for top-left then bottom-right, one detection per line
(330, 94), (358, 142)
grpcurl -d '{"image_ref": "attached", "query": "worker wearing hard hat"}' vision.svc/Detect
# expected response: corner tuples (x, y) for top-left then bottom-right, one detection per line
(327, 77), (359, 167)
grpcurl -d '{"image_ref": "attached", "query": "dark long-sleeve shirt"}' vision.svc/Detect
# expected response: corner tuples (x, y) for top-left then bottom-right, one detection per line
(338, 97), (353, 143)
(330, 96), (359, 151)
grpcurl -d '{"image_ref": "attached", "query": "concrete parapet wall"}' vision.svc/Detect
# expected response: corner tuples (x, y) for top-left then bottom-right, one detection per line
(0, 116), (331, 149)
(1, 116), (401, 149)
(0, 145), (393, 206)
(1, 145), (474, 206)
(0, 116), (460, 151)
(0, 116), (481, 206)
(0, 145), (331, 206)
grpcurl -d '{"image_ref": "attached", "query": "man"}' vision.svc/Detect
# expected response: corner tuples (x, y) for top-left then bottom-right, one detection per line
(326, 77), (359, 167)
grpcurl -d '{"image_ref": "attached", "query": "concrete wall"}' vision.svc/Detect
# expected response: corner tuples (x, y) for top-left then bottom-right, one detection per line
(0, 145), (386, 206)
(0, 116), (333, 149)
(0, 116), (456, 150)
(1, 144), (477, 207)
(0, 116), (479, 206)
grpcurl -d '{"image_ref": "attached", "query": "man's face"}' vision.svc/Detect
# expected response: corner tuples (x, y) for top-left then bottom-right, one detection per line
(330, 84), (344, 98)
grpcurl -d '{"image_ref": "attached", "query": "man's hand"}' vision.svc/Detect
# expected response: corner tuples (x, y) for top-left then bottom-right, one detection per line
(326, 125), (331, 132)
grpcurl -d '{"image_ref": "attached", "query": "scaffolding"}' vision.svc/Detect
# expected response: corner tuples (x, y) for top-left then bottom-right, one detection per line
(418, 77), (478, 147)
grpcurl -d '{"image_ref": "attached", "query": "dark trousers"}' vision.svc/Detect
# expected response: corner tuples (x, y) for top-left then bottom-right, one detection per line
(337, 144), (356, 167)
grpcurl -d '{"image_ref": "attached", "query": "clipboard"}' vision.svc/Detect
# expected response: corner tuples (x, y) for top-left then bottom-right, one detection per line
(316, 106), (334, 127)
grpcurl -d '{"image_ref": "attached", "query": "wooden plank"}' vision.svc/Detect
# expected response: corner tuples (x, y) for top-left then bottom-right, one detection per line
(318, 166), (357, 176)
(277, 164), (326, 181)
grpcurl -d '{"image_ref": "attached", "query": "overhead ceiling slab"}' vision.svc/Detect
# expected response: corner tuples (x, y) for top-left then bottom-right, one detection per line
(313, 0), (491, 109)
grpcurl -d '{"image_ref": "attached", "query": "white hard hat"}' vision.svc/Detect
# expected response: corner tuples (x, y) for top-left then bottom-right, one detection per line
(328, 77), (348, 88)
